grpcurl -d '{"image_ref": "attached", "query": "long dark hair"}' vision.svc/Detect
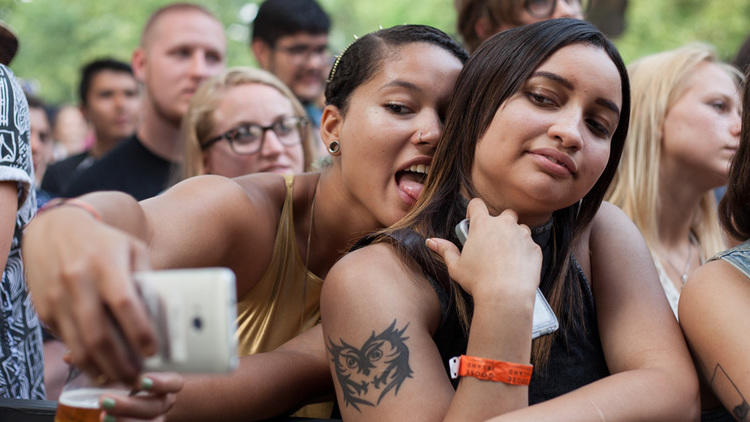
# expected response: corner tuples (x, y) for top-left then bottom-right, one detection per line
(325, 24), (468, 114)
(719, 67), (750, 240)
(380, 18), (631, 366)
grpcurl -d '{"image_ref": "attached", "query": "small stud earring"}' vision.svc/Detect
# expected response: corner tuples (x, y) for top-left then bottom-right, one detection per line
(327, 140), (341, 155)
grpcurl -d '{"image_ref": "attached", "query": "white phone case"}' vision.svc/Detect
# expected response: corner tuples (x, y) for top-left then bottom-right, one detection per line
(454, 219), (559, 339)
(134, 268), (238, 373)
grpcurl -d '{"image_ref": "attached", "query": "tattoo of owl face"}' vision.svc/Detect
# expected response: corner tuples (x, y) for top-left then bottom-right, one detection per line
(328, 320), (413, 411)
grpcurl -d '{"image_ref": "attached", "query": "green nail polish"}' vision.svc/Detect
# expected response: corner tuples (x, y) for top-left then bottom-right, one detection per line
(140, 377), (154, 390)
(103, 414), (117, 422)
(100, 397), (116, 409)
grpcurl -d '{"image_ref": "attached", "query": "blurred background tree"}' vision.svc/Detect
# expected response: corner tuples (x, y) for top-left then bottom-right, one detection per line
(1, 0), (748, 105)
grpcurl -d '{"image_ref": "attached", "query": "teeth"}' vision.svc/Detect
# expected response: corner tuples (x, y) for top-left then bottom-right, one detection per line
(406, 164), (429, 175)
(544, 155), (562, 166)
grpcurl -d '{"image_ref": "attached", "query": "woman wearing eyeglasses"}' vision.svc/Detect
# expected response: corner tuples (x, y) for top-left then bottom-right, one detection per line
(23, 25), (468, 421)
(455, 0), (586, 52)
(178, 67), (314, 181)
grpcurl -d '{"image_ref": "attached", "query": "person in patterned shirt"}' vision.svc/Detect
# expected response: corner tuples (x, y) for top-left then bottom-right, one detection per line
(0, 62), (44, 399)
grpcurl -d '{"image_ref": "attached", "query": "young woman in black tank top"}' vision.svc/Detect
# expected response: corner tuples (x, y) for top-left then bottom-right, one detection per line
(321, 19), (700, 421)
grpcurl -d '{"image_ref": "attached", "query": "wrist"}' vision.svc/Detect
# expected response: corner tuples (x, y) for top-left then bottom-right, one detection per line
(449, 355), (533, 385)
(471, 282), (536, 312)
(37, 198), (102, 222)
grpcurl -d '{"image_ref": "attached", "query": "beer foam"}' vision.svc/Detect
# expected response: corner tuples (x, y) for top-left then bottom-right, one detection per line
(58, 388), (127, 409)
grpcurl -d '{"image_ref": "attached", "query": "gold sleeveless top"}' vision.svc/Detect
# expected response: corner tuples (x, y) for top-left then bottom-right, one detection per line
(235, 174), (324, 355)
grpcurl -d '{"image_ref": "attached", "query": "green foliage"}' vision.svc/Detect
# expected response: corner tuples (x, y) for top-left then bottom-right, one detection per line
(614, 0), (750, 63)
(319, 0), (456, 49)
(1, 0), (748, 105)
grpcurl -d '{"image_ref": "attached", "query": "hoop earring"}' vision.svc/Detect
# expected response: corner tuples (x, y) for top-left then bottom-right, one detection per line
(327, 140), (341, 155)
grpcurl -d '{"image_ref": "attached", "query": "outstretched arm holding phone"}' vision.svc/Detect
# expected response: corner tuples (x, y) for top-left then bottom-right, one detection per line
(23, 174), (280, 383)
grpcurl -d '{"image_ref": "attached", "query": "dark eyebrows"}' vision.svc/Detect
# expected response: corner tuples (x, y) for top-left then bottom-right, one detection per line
(379, 80), (420, 93)
(531, 71), (620, 116)
(532, 71), (573, 90)
(596, 98), (620, 116)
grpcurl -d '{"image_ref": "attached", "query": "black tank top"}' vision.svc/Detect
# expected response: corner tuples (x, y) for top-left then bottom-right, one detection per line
(380, 221), (610, 404)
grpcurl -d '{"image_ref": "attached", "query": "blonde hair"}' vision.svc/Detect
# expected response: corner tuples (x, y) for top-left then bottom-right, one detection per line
(607, 43), (742, 259)
(179, 67), (314, 180)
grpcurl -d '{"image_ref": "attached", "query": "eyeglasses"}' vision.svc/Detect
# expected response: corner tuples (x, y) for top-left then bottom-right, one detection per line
(523, 0), (587, 18)
(201, 116), (307, 155)
(275, 43), (330, 62)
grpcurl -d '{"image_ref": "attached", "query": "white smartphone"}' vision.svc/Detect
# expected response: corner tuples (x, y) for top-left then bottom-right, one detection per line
(454, 219), (559, 339)
(133, 268), (238, 373)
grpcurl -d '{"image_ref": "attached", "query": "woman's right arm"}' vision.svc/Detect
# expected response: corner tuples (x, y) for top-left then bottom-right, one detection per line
(23, 174), (279, 383)
(679, 260), (750, 420)
(166, 324), (332, 422)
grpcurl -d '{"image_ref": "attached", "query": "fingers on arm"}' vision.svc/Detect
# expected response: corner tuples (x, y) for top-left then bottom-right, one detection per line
(99, 374), (182, 420)
(136, 373), (184, 395)
(101, 393), (176, 420)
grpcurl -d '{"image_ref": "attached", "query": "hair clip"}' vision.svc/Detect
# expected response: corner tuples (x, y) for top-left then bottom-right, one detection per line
(327, 35), (358, 83)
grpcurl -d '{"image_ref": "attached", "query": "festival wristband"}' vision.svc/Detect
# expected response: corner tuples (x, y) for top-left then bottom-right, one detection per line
(449, 355), (533, 385)
(37, 198), (102, 221)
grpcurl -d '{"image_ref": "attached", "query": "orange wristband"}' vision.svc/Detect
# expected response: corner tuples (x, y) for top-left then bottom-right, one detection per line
(37, 198), (102, 221)
(449, 355), (533, 385)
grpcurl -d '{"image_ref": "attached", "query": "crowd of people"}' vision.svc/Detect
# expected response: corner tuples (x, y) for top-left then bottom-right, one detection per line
(0, 0), (749, 421)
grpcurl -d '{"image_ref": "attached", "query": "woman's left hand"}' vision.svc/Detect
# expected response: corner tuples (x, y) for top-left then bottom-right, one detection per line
(99, 372), (183, 422)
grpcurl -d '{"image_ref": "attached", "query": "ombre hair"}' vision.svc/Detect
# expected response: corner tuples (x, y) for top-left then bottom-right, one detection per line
(607, 43), (743, 260)
(179, 67), (314, 180)
(378, 19), (630, 366)
(720, 66), (750, 240)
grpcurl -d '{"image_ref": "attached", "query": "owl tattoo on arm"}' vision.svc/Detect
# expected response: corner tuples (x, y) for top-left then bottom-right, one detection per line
(328, 320), (414, 411)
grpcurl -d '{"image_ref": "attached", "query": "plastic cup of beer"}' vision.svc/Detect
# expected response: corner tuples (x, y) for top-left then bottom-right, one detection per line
(55, 367), (128, 422)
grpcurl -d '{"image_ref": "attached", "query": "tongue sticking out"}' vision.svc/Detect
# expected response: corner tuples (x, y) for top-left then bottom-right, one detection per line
(397, 172), (425, 202)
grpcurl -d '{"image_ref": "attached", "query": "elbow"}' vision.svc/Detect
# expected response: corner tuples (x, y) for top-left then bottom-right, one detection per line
(640, 364), (700, 421)
(683, 393), (701, 422)
(671, 367), (701, 422)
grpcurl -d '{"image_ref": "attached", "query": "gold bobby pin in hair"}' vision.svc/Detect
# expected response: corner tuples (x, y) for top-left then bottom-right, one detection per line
(327, 34), (358, 83)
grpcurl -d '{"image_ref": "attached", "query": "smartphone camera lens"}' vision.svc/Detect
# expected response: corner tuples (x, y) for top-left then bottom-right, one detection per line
(192, 316), (203, 330)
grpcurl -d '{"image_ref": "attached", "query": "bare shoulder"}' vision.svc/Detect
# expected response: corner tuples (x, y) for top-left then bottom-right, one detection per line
(233, 172), (290, 210)
(321, 242), (442, 335)
(588, 202), (650, 261)
(572, 202), (649, 283)
(143, 174), (288, 235)
(679, 259), (749, 323)
(585, 201), (661, 303)
(589, 201), (642, 240)
(142, 174), (290, 293)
